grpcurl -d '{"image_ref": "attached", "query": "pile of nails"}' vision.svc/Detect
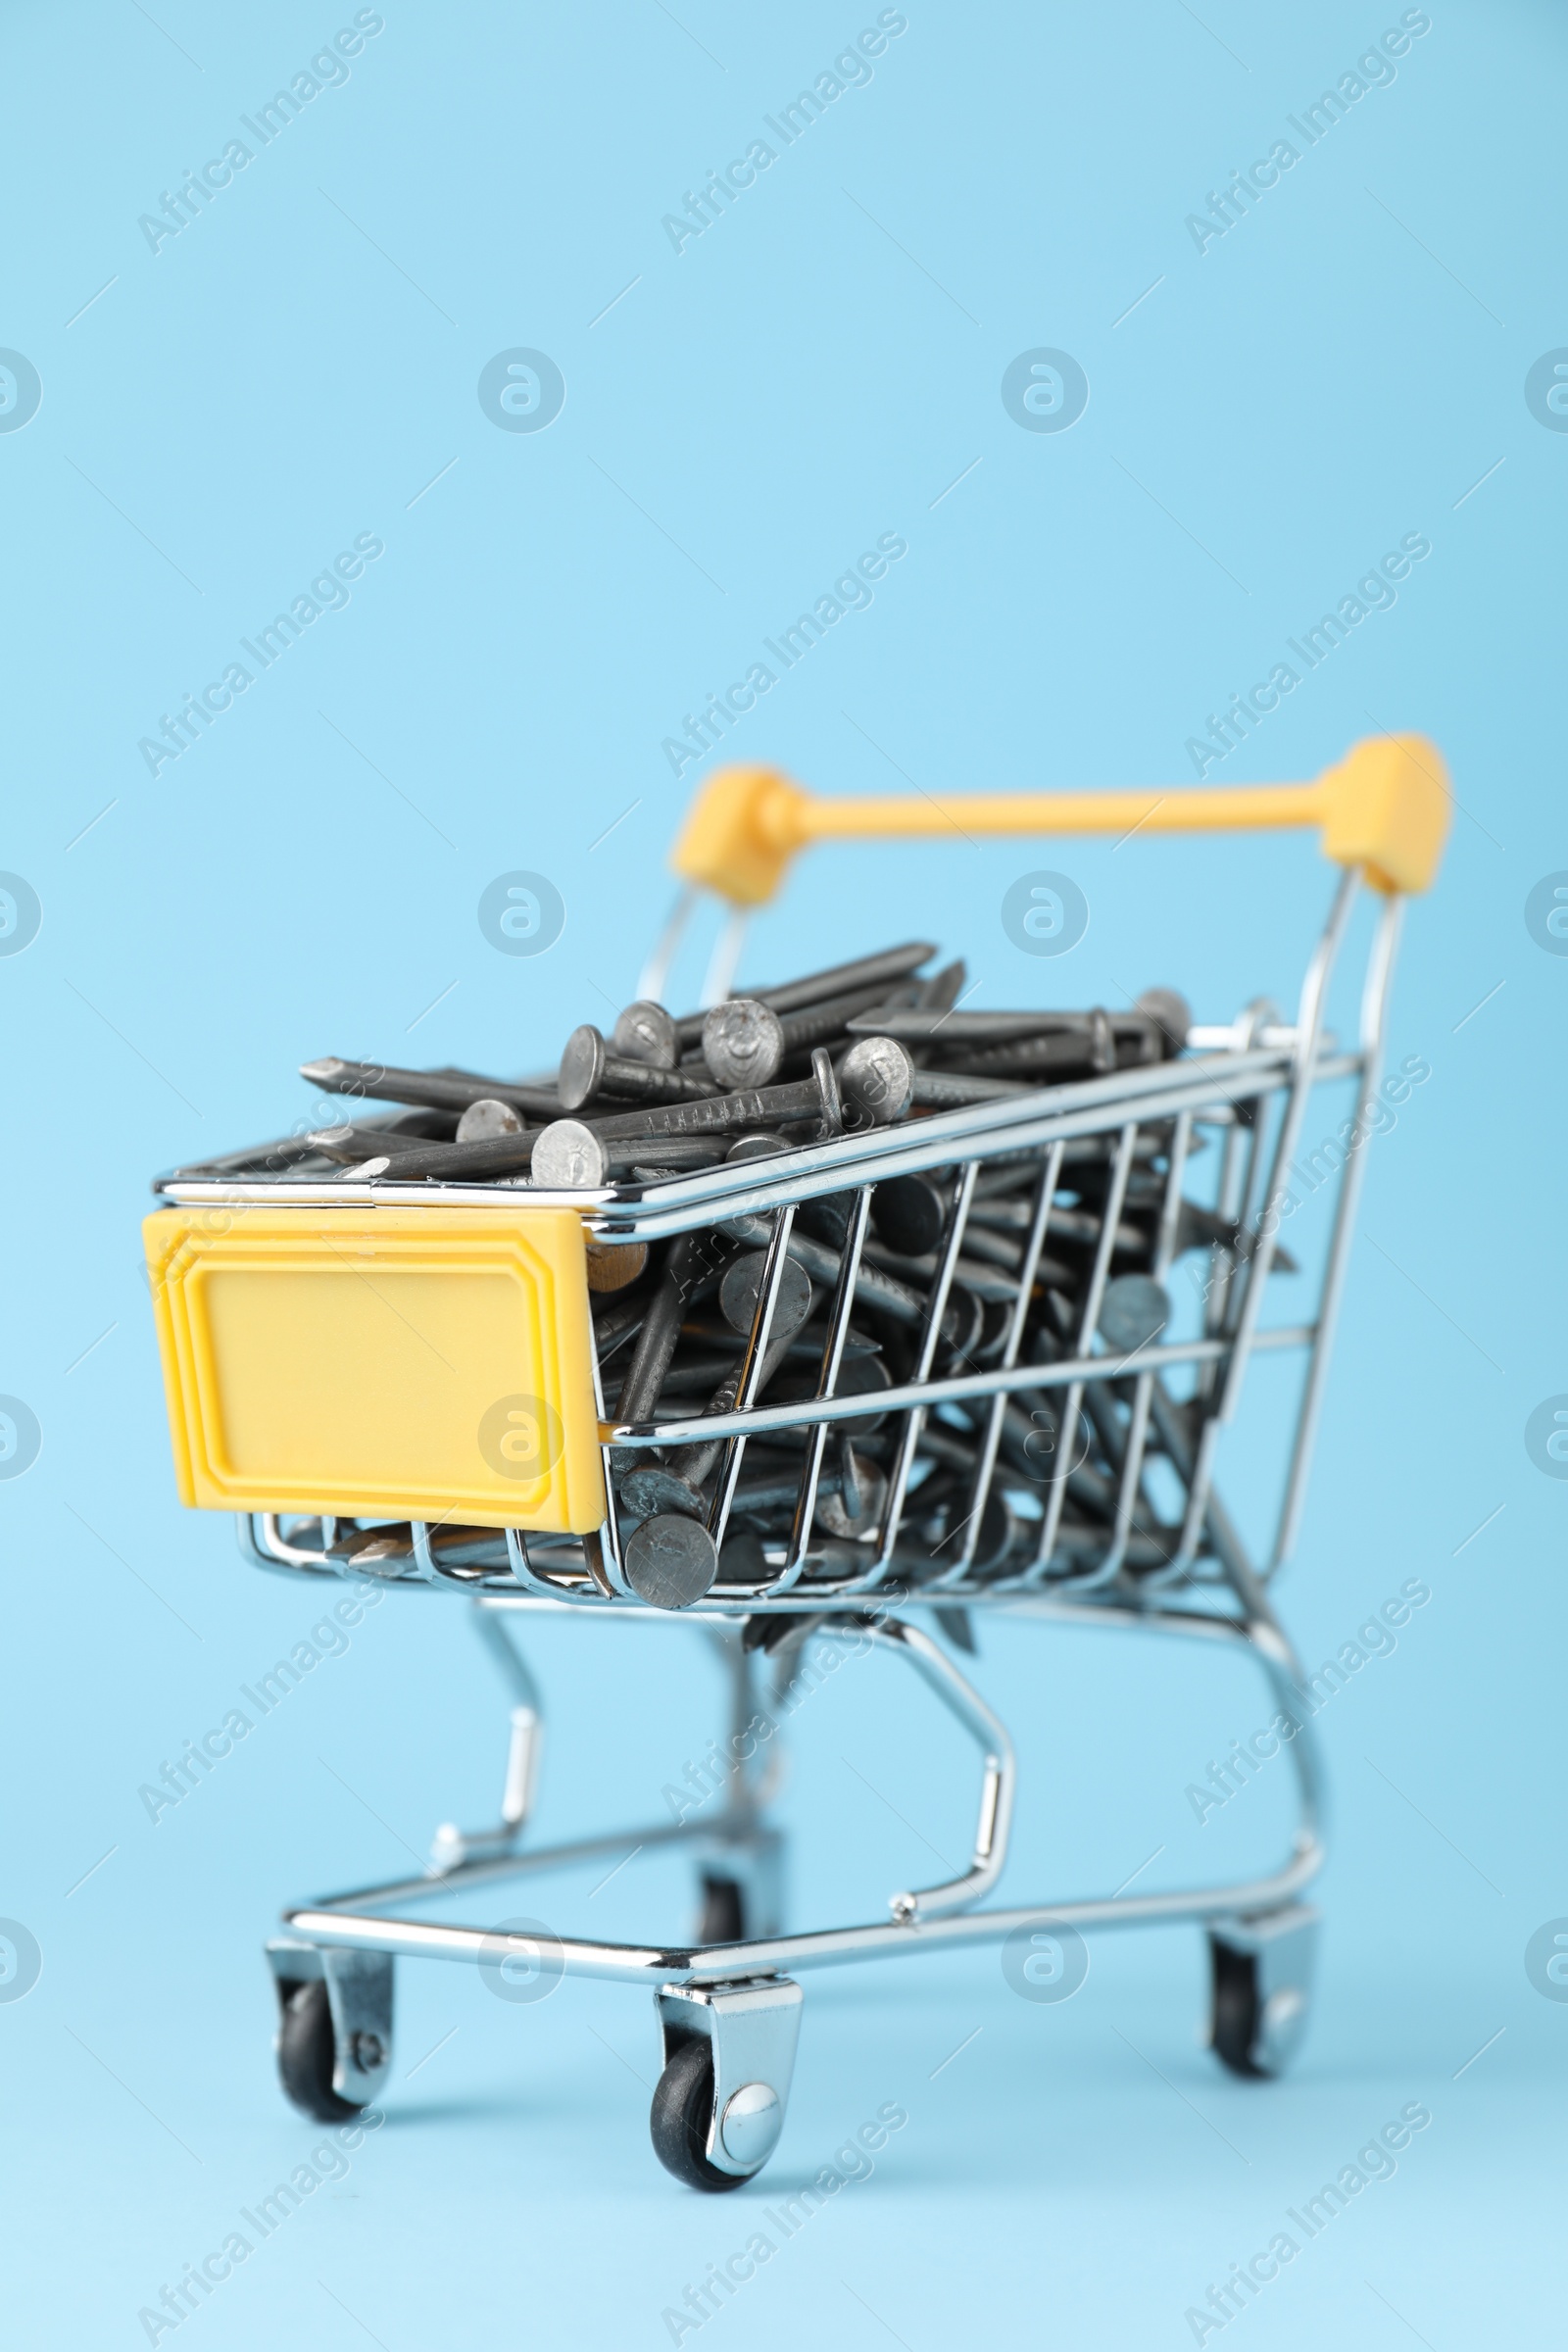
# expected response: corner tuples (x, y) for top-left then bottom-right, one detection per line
(592, 1129), (1216, 1610)
(177, 940), (1265, 1609)
(275, 938), (1193, 1191)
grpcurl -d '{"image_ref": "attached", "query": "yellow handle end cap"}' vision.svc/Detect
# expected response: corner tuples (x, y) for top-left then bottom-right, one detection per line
(670, 765), (808, 906)
(1318, 734), (1451, 895)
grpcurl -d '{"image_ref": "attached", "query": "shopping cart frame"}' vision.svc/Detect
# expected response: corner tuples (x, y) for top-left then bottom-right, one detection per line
(154, 739), (1445, 2186)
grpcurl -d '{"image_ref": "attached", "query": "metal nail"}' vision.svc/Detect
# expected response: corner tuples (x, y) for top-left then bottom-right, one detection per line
(653, 1351), (750, 1396)
(613, 1233), (710, 1412)
(861, 1239), (1067, 1304)
(626, 1150), (734, 1180)
(815, 1442), (887, 1538)
(672, 939), (939, 1047)
(702, 999), (786, 1090)
(1038, 1201), (1150, 1255)
(167, 1128), (354, 1180)
(586, 1053), (843, 1139)
(718, 1251), (813, 1342)
(727, 1447), (881, 1518)
(720, 1211), (972, 1347)
(301, 1056), (560, 1120)
(592, 1288), (649, 1363)
(753, 1354), (894, 1463)
(1097, 1274), (1170, 1354)
(662, 1335), (796, 1485)
(611, 1000), (678, 1069)
(530, 1050), (851, 1187)
(1135, 987), (1192, 1056)
(744, 939), (939, 1016)
(846, 1006), (1152, 1047)
(455, 1098), (525, 1142)
(558, 1025), (717, 1112)
(914, 958), (968, 1012)
(337, 1129), (536, 1182)
(925, 1026), (1119, 1080)
(870, 1174), (947, 1256)
(916, 1051), (1037, 1107)
(617, 1462), (710, 1520)
(769, 981), (916, 1069)
(526, 1123), (727, 1189)
(586, 1241), (649, 1294)
(839, 1036), (1033, 1121)
(838, 1035), (916, 1123)
(308, 1122), (449, 1166)
(620, 1513), (717, 1608)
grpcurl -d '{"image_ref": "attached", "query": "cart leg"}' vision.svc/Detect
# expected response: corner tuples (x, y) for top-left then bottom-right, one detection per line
(267, 1940), (395, 2118)
(650, 1977), (804, 2191)
(429, 1605), (543, 1872)
(691, 1629), (786, 1945)
(696, 1825), (785, 1944)
(1206, 1904), (1318, 2079)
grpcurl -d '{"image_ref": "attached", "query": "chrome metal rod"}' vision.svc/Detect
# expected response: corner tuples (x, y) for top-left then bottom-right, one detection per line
(941, 1143), (1064, 1588)
(1270, 891), (1404, 1571)
(1027, 1119), (1140, 1581)
(863, 1619), (1016, 1922)
(859, 1160), (981, 1592)
(243, 1514), (345, 1579)
(426, 1607), (547, 1869)
(586, 1311), (635, 1598)
(638, 883), (697, 1004)
(470, 1602), (541, 1713)
(775, 1186), (874, 1592)
(604, 1327), (1315, 1448)
(280, 1839), (1322, 1985)
(1172, 873), (1360, 1571)
(502, 1525), (589, 1602)
(1196, 1059), (1258, 1396)
(708, 1201), (799, 1552)
(700, 905), (750, 1009)
(1219, 872), (1360, 1422)
(308, 1811), (761, 1917)
(1086, 1108), (1196, 1592)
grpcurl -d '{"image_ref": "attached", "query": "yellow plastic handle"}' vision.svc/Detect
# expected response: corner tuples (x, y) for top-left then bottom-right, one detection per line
(671, 733), (1450, 906)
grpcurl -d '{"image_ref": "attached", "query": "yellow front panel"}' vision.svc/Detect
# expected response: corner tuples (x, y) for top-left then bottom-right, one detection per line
(143, 1207), (605, 1534)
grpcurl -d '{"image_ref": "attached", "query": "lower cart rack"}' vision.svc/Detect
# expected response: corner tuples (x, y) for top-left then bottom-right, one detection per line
(260, 1589), (1322, 2183)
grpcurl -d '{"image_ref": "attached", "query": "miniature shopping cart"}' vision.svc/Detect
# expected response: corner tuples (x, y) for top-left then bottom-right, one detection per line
(144, 734), (1447, 2189)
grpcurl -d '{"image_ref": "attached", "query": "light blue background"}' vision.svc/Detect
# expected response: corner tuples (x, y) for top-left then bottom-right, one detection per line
(1, 2), (1561, 2344)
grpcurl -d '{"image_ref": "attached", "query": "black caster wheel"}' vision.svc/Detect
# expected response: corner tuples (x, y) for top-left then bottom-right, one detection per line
(697, 1872), (748, 1946)
(1209, 1938), (1269, 2079)
(650, 2038), (747, 2192)
(1206, 1915), (1313, 2081)
(276, 1980), (368, 2123)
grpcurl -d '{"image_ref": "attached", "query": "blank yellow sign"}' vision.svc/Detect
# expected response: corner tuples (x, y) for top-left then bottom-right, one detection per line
(144, 1206), (606, 1533)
